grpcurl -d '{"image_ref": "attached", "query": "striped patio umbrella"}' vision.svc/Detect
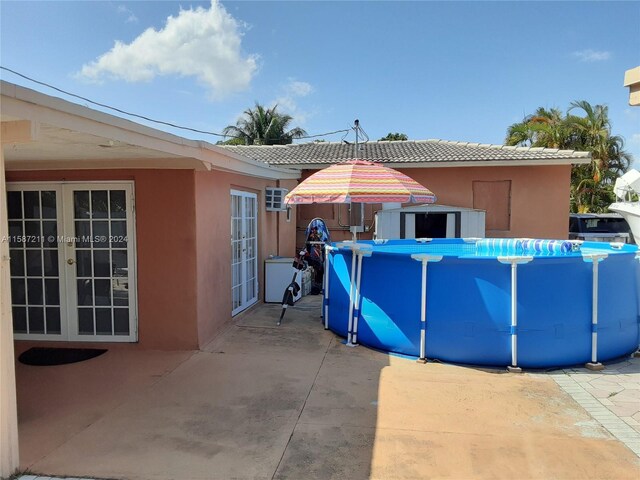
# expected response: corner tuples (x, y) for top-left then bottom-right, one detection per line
(285, 160), (437, 205)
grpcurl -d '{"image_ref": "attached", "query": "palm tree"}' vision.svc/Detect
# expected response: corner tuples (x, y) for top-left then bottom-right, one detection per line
(506, 107), (568, 149)
(222, 103), (307, 145)
(505, 101), (633, 213)
(567, 101), (631, 212)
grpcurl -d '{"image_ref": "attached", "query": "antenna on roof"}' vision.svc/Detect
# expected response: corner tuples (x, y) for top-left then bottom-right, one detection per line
(354, 119), (359, 160)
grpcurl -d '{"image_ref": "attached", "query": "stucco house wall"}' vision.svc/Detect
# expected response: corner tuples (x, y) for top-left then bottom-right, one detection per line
(406, 164), (572, 238)
(194, 171), (297, 349)
(296, 164), (572, 242)
(7, 168), (297, 351)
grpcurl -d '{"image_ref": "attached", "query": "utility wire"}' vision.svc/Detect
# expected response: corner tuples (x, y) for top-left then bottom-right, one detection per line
(0, 66), (352, 142)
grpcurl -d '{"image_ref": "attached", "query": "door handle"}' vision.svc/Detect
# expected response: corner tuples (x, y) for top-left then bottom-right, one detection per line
(67, 258), (76, 265)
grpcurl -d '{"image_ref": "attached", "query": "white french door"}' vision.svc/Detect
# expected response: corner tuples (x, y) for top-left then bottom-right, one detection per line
(8, 182), (137, 342)
(231, 190), (258, 315)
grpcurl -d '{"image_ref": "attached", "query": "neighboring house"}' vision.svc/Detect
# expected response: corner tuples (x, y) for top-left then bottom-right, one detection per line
(221, 142), (591, 243)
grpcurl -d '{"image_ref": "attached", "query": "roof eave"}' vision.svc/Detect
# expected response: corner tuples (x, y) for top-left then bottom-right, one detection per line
(264, 157), (592, 170)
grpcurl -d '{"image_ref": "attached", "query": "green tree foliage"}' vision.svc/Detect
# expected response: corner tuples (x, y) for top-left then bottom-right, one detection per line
(222, 103), (307, 145)
(216, 137), (247, 146)
(506, 101), (632, 213)
(379, 132), (408, 141)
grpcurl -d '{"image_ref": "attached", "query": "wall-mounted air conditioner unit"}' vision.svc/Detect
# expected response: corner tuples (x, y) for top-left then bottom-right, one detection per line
(265, 187), (289, 211)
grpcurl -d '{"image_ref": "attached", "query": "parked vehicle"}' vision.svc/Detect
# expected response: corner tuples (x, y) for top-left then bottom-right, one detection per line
(569, 213), (634, 244)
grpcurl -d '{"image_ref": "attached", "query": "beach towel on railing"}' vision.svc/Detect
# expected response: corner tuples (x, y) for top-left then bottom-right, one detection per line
(520, 239), (575, 255)
(475, 239), (524, 255)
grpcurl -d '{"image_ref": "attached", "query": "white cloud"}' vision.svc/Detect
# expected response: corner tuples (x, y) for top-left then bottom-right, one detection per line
(79, 1), (258, 99)
(116, 4), (138, 23)
(287, 80), (313, 97)
(630, 133), (640, 145)
(573, 49), (611, 62)
(271, 79), (314, 124)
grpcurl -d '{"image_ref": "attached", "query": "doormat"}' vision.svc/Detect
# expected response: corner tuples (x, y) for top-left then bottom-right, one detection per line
(18, 347), (107, 366)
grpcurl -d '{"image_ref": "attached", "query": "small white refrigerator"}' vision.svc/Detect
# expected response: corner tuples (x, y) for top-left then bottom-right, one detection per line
(265, 257), (302, 303)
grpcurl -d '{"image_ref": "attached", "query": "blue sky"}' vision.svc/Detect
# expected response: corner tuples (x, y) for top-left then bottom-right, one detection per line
(1, 1), (639, 166)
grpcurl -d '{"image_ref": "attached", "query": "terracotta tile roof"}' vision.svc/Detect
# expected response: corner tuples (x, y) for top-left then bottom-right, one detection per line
(220, 139), (591, 167)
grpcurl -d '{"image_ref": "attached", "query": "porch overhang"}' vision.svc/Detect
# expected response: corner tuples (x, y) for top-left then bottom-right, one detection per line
(0, 81), (300, 180)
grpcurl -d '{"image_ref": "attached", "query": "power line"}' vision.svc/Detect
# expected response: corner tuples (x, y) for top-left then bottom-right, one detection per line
(298, 128), (350, 140)
(0, 66), (352, 142)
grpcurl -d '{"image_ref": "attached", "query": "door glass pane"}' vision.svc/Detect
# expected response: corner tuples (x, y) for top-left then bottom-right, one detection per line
(7, 191), (22, 219)
(110, 191), (126, 218)
(78, 308), (94, 335)
(28, 307), (45, 333)
(45, 278), (60, 305)
(26, 250), (42, 276)
(10, 250), (24, 276)
(11, 279), (26, 304)
(75, 221), (91, 247)
(113, 278), (129, 306)
(43, 250), (59, 276)
(27, 279), (43, 305)
(43, 221), (58, 247)
(94, 279), (112, 306)
(114, 309), (130, 335)
(91, 191), (109, 219)
(76, 250), (93, 277)
(24, 221), (41, 247)
(12, 307), (27, 333)
(95, 308), (112, 334)
(111, 221), (127, 248)
(41, 191), (57, 218)
(23, 192), (40, 218)
(74, 191), (90, 219)
(46, 307), (61, 334)
(93, 251), (111, 277)
(8, 221), (23, 247)
(77, 279), (93, 306)
(93, 221), (109, 248)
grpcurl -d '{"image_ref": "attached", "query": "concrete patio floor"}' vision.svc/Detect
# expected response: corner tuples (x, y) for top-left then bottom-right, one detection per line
(14, 297), (640, 480)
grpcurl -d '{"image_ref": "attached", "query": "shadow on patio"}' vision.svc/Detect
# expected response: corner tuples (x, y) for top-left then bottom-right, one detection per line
(14, 296), (640, 480)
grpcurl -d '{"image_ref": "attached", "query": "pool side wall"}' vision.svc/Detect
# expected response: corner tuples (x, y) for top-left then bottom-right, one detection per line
(327, 240), (640, 368)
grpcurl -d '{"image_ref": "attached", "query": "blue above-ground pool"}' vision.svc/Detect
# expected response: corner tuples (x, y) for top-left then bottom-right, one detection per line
(324, 238), (640, 368)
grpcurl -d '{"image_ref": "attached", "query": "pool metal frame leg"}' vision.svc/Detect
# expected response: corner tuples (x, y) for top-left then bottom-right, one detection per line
(583, 253), (608, 371)
(351, 253), (366, 345)
(323, 245), (336, 330)
(411, 254), (443, 363)
(336, 243), (372, 347)
(498, 256), (533, 373)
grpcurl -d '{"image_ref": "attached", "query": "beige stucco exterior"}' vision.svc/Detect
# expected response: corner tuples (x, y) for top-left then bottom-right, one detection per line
(297, 164), (573, 243)
(624, 66), (640, 106)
